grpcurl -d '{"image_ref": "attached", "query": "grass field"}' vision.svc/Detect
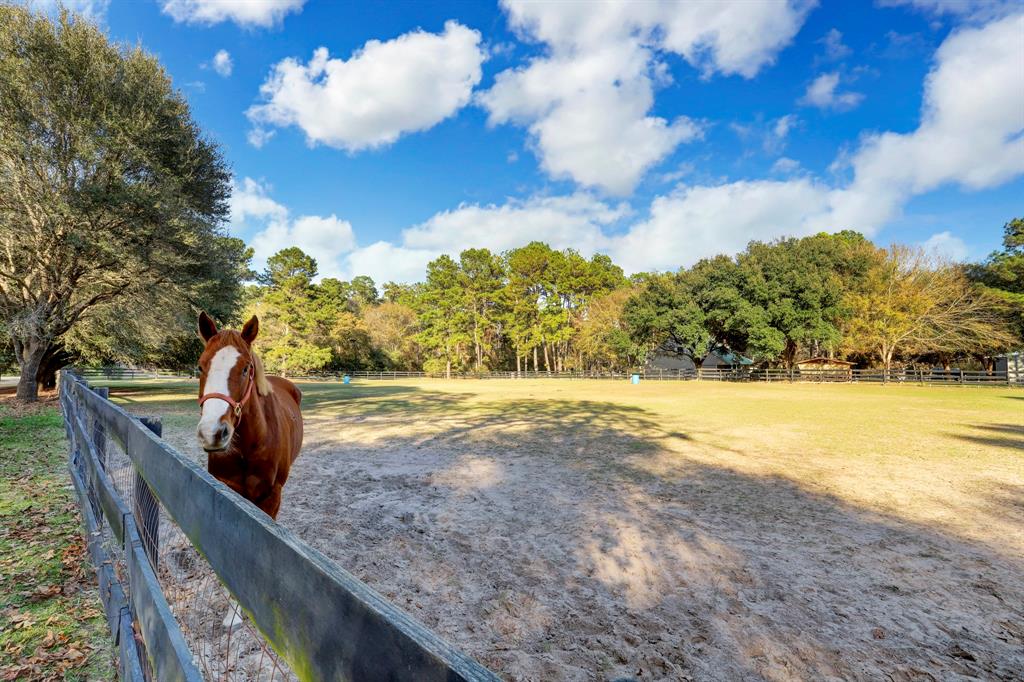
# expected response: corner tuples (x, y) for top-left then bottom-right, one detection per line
(99, 377), (1023, 680)
(0, 401), (113, 682)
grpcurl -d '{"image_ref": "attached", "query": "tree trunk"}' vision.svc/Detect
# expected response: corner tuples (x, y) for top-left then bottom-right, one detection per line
(446, 358), (451, 380)
(516, 354), (521, 374)
(532, 346), (538, 372)
(473, 320), (482, 372)
(783, 340), (797, 369)
(36, 344), (72, 392)
(15, 339), (46, 402)
(543, 343), (551, 373)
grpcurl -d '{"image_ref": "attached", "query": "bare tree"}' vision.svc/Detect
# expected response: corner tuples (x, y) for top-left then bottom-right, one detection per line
(842, 245), (1015, 372)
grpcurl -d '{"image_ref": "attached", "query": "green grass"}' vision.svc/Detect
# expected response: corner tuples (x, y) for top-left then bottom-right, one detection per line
(0, 402), (113, 682)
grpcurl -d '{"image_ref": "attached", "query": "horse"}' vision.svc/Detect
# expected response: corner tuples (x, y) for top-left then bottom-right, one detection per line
(195, 312), (303, 520)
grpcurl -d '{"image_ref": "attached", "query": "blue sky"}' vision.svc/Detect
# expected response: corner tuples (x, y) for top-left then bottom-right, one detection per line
(57, 0), (1024, 283)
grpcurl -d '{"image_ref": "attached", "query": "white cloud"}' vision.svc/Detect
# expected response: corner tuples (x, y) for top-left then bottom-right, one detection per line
(772, 157), (801, 174)
(659, 162), (696, 184)
(732, 115), (797, 155)
(772, 115), (797, 139)
(228, 177), (288, 227)
(229, 178), (354, 279)
(250, 215), (356, 279)
(818, 28), (851, 60)
(246, 127), (275, 149)
(765, 114), (798, 153)
(799, 72), (864, 111)
(479, 0), (813, 195)
(826, 12), (1024, 231)
(226, 180), (626, 284)
(161, 0), (304, 27)
(343, 193), (628, 283)
(340, 242), (437, 285)
(920, 231), (969, 261)
(878, 0), (1017, 20)
(212, 49), (232, 77)
(247, 21), (485, 151)
(608, 179), (831, 273)
(404, 194), (627, 254)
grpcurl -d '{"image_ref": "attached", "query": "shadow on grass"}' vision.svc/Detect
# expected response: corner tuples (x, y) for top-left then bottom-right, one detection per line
(953, 423), (1024, 453)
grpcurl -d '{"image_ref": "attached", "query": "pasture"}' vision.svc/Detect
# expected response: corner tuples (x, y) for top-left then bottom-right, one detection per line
(98, 378), (1022, 681)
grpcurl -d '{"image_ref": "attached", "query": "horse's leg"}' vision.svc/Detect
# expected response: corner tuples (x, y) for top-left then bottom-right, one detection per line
(257, 483), (284, 520)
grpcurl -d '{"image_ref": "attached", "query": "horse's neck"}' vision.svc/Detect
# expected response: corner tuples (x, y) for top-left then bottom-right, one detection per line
(235, 392), (268, 448)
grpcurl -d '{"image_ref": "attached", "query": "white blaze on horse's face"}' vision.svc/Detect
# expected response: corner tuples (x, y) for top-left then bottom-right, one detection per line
(197, 345), (241, 451)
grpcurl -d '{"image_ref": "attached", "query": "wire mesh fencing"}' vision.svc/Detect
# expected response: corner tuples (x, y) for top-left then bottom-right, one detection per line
(69, 384), (296, 681)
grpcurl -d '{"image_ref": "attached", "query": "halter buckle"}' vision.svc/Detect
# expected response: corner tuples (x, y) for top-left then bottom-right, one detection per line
(234, 403), (243, 417)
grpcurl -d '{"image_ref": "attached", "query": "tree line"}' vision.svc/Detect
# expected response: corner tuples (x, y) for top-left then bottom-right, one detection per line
(238, 223), (1021, 378)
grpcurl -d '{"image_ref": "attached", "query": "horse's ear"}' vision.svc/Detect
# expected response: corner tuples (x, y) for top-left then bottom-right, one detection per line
(198, 311), (218, 342)
(241, 315), (259, 345)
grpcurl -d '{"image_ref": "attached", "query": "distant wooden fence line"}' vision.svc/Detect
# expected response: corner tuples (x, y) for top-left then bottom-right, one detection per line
(77, 365), (1022, 386)
(61, 370), (500, 681)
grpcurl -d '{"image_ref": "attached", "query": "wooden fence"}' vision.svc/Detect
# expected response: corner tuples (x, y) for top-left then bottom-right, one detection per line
(75, 365), (1021, 386)
(61, 370), (500, 681)
(75, 367), (196, 381)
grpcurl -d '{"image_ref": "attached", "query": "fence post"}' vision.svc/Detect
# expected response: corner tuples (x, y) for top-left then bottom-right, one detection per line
(92, 387), (109, 468)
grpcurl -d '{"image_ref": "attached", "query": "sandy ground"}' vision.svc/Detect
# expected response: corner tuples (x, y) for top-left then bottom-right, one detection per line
(130, 379), (1023, 681)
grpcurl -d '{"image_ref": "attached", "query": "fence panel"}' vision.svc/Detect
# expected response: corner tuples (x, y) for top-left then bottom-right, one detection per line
(63, 380), (201, 681)
(61, 371), (499, 682)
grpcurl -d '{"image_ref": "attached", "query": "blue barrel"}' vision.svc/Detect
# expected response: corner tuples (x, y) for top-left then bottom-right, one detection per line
(342, 375), (351, 385)
(631, 373), (640, 384)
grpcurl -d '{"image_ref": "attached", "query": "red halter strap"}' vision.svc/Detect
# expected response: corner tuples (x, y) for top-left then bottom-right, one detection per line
(198, 361), (255, 421)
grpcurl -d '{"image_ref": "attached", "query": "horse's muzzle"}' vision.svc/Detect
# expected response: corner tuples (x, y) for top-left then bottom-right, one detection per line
(198, 422), (232, 452)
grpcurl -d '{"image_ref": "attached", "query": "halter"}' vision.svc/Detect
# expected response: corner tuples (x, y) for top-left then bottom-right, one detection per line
(198, 360), (255, 421)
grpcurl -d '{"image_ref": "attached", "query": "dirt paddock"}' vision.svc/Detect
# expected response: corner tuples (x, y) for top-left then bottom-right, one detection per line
(108, 378), (1023, 681)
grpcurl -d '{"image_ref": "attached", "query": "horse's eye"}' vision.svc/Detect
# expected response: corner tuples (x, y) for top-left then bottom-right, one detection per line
(242, 366), (249, 376)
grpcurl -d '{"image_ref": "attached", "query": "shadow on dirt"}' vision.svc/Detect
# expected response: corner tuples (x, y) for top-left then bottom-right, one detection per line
(277, 384), (1024, 681)
(104, 380), (1024, 680)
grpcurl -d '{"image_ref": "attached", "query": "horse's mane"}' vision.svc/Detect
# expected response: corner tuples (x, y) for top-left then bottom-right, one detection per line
(252, 351), (272, 396)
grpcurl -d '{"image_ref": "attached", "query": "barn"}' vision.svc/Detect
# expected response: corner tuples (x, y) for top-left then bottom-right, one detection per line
(646, 341), (754, 372)
(795, 356), (855, 380)
(995, 352), (1022, 383)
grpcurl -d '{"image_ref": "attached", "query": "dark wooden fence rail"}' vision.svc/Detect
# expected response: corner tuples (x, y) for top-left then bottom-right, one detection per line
(61, 370), (501, 682)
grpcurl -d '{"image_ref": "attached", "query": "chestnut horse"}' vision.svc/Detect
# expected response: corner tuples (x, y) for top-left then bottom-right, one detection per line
(195, 312), (302, 519)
